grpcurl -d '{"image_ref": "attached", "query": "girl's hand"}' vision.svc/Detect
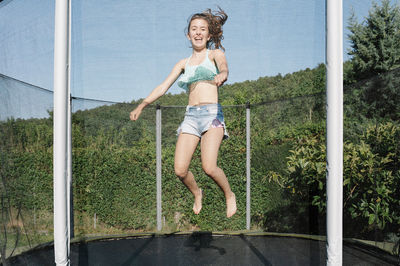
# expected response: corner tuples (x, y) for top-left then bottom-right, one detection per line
(130, 107), (142, 121)
(214, 71), (228, 87)
(130, 103), (146, 121)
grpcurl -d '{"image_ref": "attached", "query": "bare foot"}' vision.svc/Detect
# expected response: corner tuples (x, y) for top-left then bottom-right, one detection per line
(193, 188), (202, 215)
(226, 192), (237, 218)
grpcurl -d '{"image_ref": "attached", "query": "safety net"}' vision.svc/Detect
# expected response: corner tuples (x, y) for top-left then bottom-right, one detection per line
(0, 0), (399, 264)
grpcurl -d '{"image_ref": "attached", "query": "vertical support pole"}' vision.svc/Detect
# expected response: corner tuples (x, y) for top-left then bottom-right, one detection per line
(326, 0), (343, 265)
(67, 94), (74, 241)
(67, 94), (73, 243)
(246, 102), (251, 230)
(156, 105), (162, 231)
(53, 0), (70, 265)
(67, 0), (74, 241)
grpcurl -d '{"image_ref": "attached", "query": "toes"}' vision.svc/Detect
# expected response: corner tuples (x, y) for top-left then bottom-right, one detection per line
(193, 189), (203, 215)
(226, 193), (237, 218)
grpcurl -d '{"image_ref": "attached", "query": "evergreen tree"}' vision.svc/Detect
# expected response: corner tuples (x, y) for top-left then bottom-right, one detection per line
(347, 0), (400, 80)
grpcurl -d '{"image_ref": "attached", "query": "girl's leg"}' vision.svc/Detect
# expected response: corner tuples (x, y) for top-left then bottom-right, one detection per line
(174, 133), (202, 214)
(200, 128), (237, 218)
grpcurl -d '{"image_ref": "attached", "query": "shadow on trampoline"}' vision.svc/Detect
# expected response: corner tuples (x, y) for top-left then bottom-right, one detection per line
(5, 232), (398, 266)
(183, 231), (227, 255)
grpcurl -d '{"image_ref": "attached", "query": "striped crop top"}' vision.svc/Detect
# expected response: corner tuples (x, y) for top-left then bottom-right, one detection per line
(177, 49), (219, 92)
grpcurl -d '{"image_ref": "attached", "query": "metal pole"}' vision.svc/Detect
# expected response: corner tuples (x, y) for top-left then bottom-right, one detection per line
(67, 0), (74, 241)
(246, 102), (251, 230)
(326, 0), (343, 265)
(53, 0), (70, 265)
(156, 105), (162, 231)
(67, 94), (74, 240)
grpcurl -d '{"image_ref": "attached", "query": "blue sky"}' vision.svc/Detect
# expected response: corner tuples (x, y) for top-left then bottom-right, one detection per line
(0, 0), (398, 105)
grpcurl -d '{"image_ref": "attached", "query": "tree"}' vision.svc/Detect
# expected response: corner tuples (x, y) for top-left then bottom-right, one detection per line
(347, 0), (400, 80)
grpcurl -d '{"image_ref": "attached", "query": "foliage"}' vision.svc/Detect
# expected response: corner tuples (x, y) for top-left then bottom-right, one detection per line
(344, 67), (400, 121)
(347, 0), (400, 80)
(346, 1), (400, 121)
(362, 69), (400, 120)
(269, 122), (400, 236)
(0, 56), (399, 245)
(219, 63), (326, 105)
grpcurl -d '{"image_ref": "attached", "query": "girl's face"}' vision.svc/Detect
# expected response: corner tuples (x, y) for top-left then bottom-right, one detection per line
(187, 18), (210, 49)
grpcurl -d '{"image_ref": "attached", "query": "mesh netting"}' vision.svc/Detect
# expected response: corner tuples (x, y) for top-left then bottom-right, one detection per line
(0, 75), (54, 258)
(1, 0), (399, 263)
(0, 75), (53, 121)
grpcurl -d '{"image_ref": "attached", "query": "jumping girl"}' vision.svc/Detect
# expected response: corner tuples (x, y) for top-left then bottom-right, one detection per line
(130, 7), (237, 218)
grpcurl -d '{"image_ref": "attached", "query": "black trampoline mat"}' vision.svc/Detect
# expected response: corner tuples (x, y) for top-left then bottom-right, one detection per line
(6, 233), (398, 266)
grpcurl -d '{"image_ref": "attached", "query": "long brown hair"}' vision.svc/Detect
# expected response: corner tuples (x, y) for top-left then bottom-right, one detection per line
(186, 7), (228, 51)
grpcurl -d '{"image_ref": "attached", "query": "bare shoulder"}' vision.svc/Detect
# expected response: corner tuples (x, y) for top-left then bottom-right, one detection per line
(210, 49), (225, 59)
(175, 58), (187, 70)
(177, 57), (188, 66)
(170, 58), (186, 74)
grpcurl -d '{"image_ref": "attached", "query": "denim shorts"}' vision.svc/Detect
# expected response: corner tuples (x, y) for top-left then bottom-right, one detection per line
(177, 103), (229, 139)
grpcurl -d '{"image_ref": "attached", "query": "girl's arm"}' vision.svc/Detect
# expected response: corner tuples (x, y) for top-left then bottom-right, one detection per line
(212, 49), (229, 87)
(130, 59), (185, 121)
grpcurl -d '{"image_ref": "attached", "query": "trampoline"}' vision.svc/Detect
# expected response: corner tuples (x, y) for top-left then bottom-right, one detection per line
(2, 1), (400, 265)
(7, 232), (398, 266)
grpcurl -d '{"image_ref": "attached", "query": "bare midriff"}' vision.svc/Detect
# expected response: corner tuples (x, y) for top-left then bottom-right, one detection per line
(188, 81), (219, 106)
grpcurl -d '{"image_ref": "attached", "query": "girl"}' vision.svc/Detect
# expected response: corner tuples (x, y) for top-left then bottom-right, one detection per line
(130, 8), (236, 218)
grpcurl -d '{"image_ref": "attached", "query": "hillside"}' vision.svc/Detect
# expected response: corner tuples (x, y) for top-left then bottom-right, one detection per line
(0, 64), (399, 243)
